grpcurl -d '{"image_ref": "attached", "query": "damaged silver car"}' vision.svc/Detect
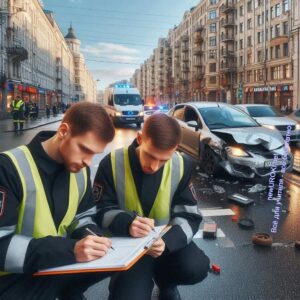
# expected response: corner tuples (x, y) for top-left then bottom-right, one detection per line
(169, 102), (294, 178)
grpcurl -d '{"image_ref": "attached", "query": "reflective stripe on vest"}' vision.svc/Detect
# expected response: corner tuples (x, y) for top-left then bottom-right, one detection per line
(111, 148), (183, 225)
(12, 100), (24, 110)
(0, 145), (87, 275)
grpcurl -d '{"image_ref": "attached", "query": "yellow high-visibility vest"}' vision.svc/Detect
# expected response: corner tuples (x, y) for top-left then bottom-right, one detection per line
(0, 145), (87, 275)
(111, 147), (183, 225)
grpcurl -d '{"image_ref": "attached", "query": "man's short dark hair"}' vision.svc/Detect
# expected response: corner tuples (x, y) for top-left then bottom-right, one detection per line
(143, 113), (182, 150)
(62, 102), (115, 143)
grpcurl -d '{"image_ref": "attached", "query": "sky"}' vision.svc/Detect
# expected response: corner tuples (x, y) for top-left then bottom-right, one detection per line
(42, 0), (200, 90)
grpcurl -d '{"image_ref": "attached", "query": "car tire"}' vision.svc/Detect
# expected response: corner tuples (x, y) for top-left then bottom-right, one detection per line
(201, 147), (221, 176)
(136, 123), (141, 129)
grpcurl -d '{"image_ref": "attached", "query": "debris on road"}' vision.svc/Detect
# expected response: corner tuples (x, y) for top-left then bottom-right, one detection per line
(211, 264), (221, 274)
(252, 233), (273, 247)
(238, 218), (255, 230)
(248, 184), (267, 193)
(203, 222), (218, 239)
(213, 185), (226, 194)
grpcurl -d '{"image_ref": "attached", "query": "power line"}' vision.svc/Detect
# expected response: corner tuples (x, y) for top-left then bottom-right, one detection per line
(85, 58), (141, 66)
(44, 4), (180, 19)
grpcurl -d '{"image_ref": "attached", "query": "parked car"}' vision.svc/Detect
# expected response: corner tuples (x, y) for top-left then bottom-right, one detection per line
(169, 102), (293, 178)
(288, 109), (300, 124)
(235, 104), (300, 143)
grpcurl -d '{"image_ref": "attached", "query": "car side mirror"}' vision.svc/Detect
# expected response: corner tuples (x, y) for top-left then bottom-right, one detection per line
(187, 120), (199, 131)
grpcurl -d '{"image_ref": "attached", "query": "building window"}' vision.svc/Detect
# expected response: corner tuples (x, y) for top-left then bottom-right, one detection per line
(210, 0), (217, 4)
(275, 24), (280, 37)
(247, 36), (252, 47)
(270, 47), (274, 59)
(257, 15), (262, 25)
(275, 4), (281, 17)
(209, 63), (216, 72)
(266, 9), (269, 22)
(266, 28), (269, 41)
(271, 66), (281, 80)
(275, 45), (280, 58)
(247, 18), (252, 29)
(283, 43), (289, 56)
(265, 49), (268, 60)
(239, 5), (244, 17)
(247, 1), (252, 12)
(239, 39), (243, 49)
(283, 64), (291, 78)
(257, 50), (262, 62)
(209, 36), (216, 46)
(282, 0), (289, 13)
(254, 69), (263, 81)
(247, 53), (252, 64)
(271, 26), (275, 38)
(257, 32), (262, 43)
(283, 21), (288, 35)
(209, 23), (216, 32)
(271, 7), (275, 19)
(209, 76), (217, 84)
(209, 10), (217, 19)
(240, 23), (244, 33)
(246, 70), (252, 82)
(239, 55), (243, 66)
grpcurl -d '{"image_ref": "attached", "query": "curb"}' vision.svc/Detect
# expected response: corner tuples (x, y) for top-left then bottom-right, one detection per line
(2, 118), (63, 133)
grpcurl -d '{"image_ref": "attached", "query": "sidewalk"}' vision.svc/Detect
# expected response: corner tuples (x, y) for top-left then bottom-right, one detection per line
(0, 114), (63, 133)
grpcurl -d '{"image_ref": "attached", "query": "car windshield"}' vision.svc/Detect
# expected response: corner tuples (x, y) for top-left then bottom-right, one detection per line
(114, 94), (142, 106)
(246, 106), (282, 117)
(199, 106), (259, 130)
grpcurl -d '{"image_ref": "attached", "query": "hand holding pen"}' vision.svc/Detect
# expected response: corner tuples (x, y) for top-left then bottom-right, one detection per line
(85, 228), (115, 250)
(129, 211), (155, 238)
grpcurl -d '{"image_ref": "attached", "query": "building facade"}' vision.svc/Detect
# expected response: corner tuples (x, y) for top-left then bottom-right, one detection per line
(132, 0), (298, 110)
(0, 0), (96, 118)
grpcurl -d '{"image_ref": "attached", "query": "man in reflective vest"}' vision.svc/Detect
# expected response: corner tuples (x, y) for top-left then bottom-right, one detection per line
(94, 113), (210, 300)
(11, 95), (25, 132)
(0, 102), (115, 300)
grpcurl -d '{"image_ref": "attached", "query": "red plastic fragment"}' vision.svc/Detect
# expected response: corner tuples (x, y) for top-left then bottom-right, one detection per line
(211, 264), (221, 274)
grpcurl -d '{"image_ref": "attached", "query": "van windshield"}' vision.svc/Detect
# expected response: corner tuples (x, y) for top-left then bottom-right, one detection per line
(114, 94), (142, 106)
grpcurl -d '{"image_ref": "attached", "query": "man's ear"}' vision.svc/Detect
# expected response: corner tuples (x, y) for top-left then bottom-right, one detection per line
(57, 122), (71, 139)
(136, 131), (142, 145)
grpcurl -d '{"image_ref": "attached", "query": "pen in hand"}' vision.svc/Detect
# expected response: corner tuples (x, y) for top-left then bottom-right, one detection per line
(133, 211), (156, 232)
(85, 228), (115, 250)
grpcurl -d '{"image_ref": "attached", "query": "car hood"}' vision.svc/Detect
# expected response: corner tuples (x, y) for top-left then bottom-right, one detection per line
(212, 127), (284, 150)
(253, 116), (297, 126)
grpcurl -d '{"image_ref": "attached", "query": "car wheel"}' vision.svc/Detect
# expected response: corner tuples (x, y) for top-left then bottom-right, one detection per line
(201, 147), (220, 175)
(136, 122), (141, 129)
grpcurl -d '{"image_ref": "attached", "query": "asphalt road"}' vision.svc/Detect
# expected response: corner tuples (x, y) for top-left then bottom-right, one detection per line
(0, 123), (299, 300)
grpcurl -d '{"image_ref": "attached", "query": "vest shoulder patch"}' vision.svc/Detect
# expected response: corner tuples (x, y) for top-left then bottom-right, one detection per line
(93, 183), (104, 202)
(0, 187), (7, 217)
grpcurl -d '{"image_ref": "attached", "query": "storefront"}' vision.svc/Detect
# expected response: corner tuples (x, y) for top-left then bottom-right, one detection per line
(277, 84), (293, 111)
(38, 88), (46, 109)
(252, 86), (276, 106)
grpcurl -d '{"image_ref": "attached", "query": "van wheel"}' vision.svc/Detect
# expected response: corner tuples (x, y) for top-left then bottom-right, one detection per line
(136, 123), (141, 129)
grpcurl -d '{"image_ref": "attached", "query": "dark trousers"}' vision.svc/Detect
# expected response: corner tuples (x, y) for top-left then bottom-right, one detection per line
(0, 272), (111, 300)
(108, 242), (210, 300)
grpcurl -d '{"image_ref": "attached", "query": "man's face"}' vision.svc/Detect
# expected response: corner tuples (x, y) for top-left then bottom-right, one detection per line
(137, 133), (177, 174)
(59, 130), (107, 173)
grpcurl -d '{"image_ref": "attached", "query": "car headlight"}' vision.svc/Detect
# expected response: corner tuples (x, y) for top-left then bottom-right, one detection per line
(262, 124), (277, 130)
(226, 146), (249, 157)
(296, 123), (300, 130)
(115, 112), (122, 117)
(139, 111), (144, 116)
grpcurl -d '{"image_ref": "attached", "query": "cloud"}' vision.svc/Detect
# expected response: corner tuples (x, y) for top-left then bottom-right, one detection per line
(90, 67), (136, 89)
(81, 42), (142, 64)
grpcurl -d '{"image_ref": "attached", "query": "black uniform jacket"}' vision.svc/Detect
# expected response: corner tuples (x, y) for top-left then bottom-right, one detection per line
(94, 139), (202, 253)
(0, 131), (102, 274)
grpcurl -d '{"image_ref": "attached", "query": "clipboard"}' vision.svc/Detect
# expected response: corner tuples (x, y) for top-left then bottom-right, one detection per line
(35, 225), (169, 276)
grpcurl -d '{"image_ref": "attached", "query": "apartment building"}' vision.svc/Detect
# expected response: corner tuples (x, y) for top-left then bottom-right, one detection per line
(132, 0), (298, 109)
(0, 0), (96, 118)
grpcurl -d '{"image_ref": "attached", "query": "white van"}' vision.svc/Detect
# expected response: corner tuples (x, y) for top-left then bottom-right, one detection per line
(104, 83), (144, 128)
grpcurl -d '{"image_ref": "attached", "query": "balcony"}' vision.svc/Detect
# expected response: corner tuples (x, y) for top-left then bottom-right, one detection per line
(182, 55), (189, 62)
(220, 61), (236, 73)
(220, 18), (235, 27)
(194, 25), (204, 32)
(182, 45), (189, 52)
(181, 35), (189, 42)
(194, 46), (204, 55)
(194, 34), (204, 44)
(221, 33), (234, 42)
(220, 3), (235, 13)
(194, 60), (202, 67)
(6, 46), (28, 61)
(221, 49), (235, 57)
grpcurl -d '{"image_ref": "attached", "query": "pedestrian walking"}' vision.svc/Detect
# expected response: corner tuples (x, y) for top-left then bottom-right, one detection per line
(46, 104), (50, 118)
